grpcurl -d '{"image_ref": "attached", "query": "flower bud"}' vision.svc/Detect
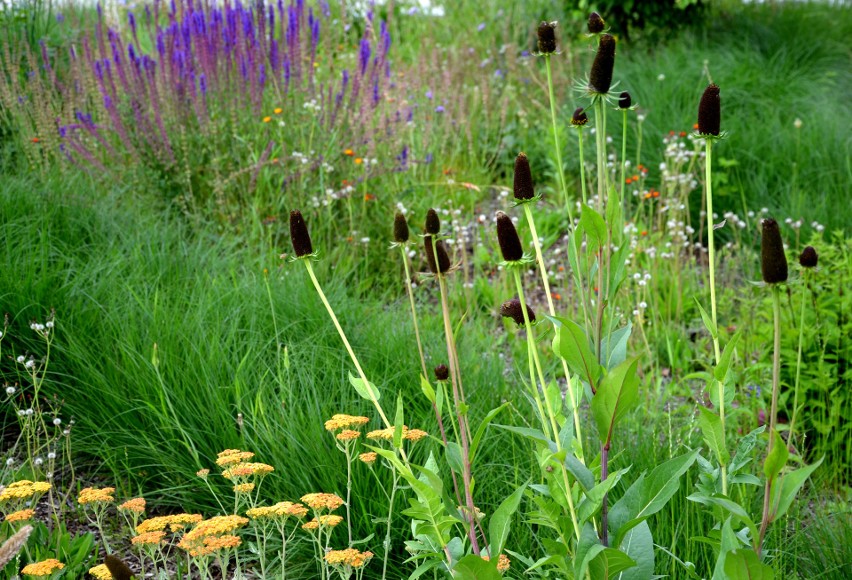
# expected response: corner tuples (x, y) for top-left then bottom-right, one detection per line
(289, 210), (313, 257)
(434, 364), (449, 381)
(799, 246), (818, 269)
(513, 153), (534, 201)
(537, 21), (557, 54)
(761, 218), (788, 284)
(496, 212), (524, 262)
(393, 212), (410, 243)
(588, 12), (605, 34)
(619, 91), (632, 109)
(425, 237), (451, 274)
(500, 298), (534, 326)
(424, 208), (441, 235)
(697, 84), (721, 136)
(589, 34), (616, 95)
(571, 107), (589, 126)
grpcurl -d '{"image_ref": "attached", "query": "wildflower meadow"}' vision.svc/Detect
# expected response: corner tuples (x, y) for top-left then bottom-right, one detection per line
(1, 0), (850, 578)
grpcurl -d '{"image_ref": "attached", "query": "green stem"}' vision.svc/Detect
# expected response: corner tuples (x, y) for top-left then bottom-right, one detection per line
(578, 129), (588, 206)
(400, 246), (428, 379)
(545, 55), (575, 225)
(381, 471), (399, 580)
(788, 270), (808, 448)
(620, 110), (628, 210)
(594, 98), (607, 213)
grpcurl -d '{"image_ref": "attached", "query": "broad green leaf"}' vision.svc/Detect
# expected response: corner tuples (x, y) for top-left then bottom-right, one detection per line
(564, 451), (596, 493)
(712, 518), (743, 580)
(714, 331), (742, 383)
(445, 441), (464, 476)
(545, 380), (564, 421)
(591, 358), (640, 444)
(488, 481), (528, 557)
(763, 429), (788, 480)
(615, 520), (654, 580)
(694, 298), (718, 339)
(348, 372), (381, 401)
(393, 392), (405, 449)
(580, 204), (608, 254)
(550, 315), (602, 389)
(588, 548), (637, 579)
(770, 456), (823, 521)
(420, 374), (436, 404)
(698, 406), (730, 466)
(577, 467), (629, 522)
(686, 493), (759, 544)
(574, 522), (606, 580)
(610, 449), (700, 546)
(723, 549), (775, 580)
(729, 425), (765, 474)
(452, 555), (502, 580)
(601, 322), (632, 371)
(470, 403), (508, 463)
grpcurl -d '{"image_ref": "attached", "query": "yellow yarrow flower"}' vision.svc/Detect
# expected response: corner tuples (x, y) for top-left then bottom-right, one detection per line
(0, 480), (51, 501)
(196, 469), (210, 479)
(132, 530), (166, 546)
(358, 452), (377, 465)
(5, 508), (34, 522)
(221, 462), (274, 479)
(324, 414), (370, 431)
(336, 429), (361, 441)
(233, 483), (255, 493)
(367, 425), (428, 442)
(78, 487), (115, 505)
(215, 451), (255, 466)
(21, 559), (64, 576)
(136, 513), (203, 534)
(325, 548), (374, 568)
(88, 563), (113, 580)
(405, 429), (429, 442)
(118, 498), (146, 514)
(300, 493), (344, 511)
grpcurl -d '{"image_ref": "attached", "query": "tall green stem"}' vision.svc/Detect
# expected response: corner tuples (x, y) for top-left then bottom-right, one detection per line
(620, 110), (627, 210)
(381, 471), (400, 580)
(788, 270), (808, 447)
(578, 129), (588, 206)
(594, 98), (607, 213)
(399, 246), (428, 379)
(545, 55), (575, 225)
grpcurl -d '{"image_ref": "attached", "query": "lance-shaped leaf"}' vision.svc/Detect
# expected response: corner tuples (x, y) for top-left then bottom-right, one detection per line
(698, 406), (730, 466)
(488, 481), (527, 557)
(551, 316), (603, 390)
(770, 456), (823, 522)
(723, 549), (775, 580)
(349, 372), (381, 401)
(763, 429), (788, 480)
(614, 521), (654, 580)
(580, 204), (608, 254)
(591, 358), (640, 444)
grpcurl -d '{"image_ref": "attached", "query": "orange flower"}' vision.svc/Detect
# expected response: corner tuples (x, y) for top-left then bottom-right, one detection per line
(551, 292), (562, 301)
(625, 178), (632, 184)
(263, 116), (272, 123)
(363, 193), (376, 201)
(344, 149), (355, 156)
(274, 108), (283, 114)
(354, 158), (363, 165)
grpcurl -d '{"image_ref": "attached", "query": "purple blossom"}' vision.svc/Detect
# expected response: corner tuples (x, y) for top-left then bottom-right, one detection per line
(358, 38), (371, 76)
(477, 23), (486, 32)
(435, 105), (445, 113)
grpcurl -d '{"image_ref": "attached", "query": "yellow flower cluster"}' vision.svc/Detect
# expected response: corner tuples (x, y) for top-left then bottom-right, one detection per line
(178, 515), (248, 557)
(482, 554), (511, 572)
(5, 508), (34, 523)
(21, 558), (64, 576)
(336, 429), (361, 441)
(302, 514), (343, 530)
(300, 493), (345, 511)
(78, 487), (115, 505)
(88, 563), (113, 579)
(131, 530), (167, 546)
(366, 426), (428, 442)
(118, 498), (146, 514)
(0, 480), (51, 501)
(215, 449), (255, 466)
(221, 462), (274, 479)
(358, 452), (377, 465)
(137, 513), (203, 534)
(183, 534), (241, 557)
(324, 414), (370, 431)
(246, 501), (308, 520)
(196, 469), (210, 478)
(233, 483), (255, 494)
(325, 548), (374, 568)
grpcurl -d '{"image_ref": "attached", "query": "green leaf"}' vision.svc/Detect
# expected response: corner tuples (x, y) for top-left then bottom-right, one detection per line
(694, 298), (718, 339)
(580, 204), (608, 254)
(574, 522), (606, 580)
(698, 407), (730, 466)
(393, 393), (405, 449)
(577, 467), (629, 522)
(763, 429), (788, 480)
(687, 493), (759, 544)
(588, 548), (637, 579)
(564, 451), (596, 493)
(770, 456), (823, 521)
(591, 358), (640, 444)
(712, 518), (744, 580)
(470, 403), (508, 463)
(723, 549), (775, 580)
(615, 520), (654, 580)
(550, 315), (602, 389)
(714, 331), (742, 383)
(445, 441), (464, 476)
(729, 425), (765, 474)
(420, 374), (436, 404)
(493, 424), (550, 446)
(601, 322), (632, 371)
(610, 449), (700, 546)
(488, 481), (528, 557)
(349, 372), (381, 401)
(452, 555), (502, 580)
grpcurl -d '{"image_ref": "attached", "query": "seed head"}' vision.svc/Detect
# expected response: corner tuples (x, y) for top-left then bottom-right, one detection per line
(393, 212), (410, 243)
(500, 298), (534, 326)
(424, 208), (441, 235)
(104, 555), (134, 580)
(619, 91), (632, 109)
(589, 34), (616, 95)
(588, 12), (605, 34)
(289, 210), (313, 257)
(761, 219), (788, 284)
(697, 84), (721, 136)
(425, 237), (451, 274)
(799, 246), (818, 269)
(496, 212), (524, 262)
(513, 153), (535, 201)
(434, 365), (449, 381)
(571, 107), (589, 126)
(537, 21), (557, 54)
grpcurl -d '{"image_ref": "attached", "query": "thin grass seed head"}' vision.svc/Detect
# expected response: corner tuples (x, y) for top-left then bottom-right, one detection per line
(289, 210), (313, 257)
(761, 218), (788, 284)
(588, 12), (605, 34)
(619, 91), (632, 109)
(0, 524), (33, 569)
(513, 153), (535, 201)
(424, 208), (441, 235)
(698, 84), (721, 136)
(424, 236), (451, 274)
(799, 246), (818, 268)
(501, 298), (535, 326)
(571, 107), (589, 126)
(393, 212), (410, 243)
(537, 21), (557, 54)
(104, 555), (134, 580)
(496, 212), (524, 262)
(589, 34), (616, 95)
(434, 364), (449, 381)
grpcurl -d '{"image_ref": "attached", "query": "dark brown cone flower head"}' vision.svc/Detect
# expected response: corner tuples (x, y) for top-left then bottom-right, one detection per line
(496, 211), (524, 262)
(537, 21), (557, 54)
(513, 153), (535, 200)
(588, 12), (605, 34)
(761, 218), (788, 284)
(425, 236), (451, 274)
(393, 212), (410, 243)
(289, 210), (313, 257)
(589, 34), (616, 95)
(425, 208), (441, 235)
(698, 84), (721, 136)
(434, 364), (449, 381)
(619, 91), (632, 109)
(104, 555), (135, 580)
(501, 298), (535, 326)
(571, 106), (589, 126)
(799, 246), (818, 269)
